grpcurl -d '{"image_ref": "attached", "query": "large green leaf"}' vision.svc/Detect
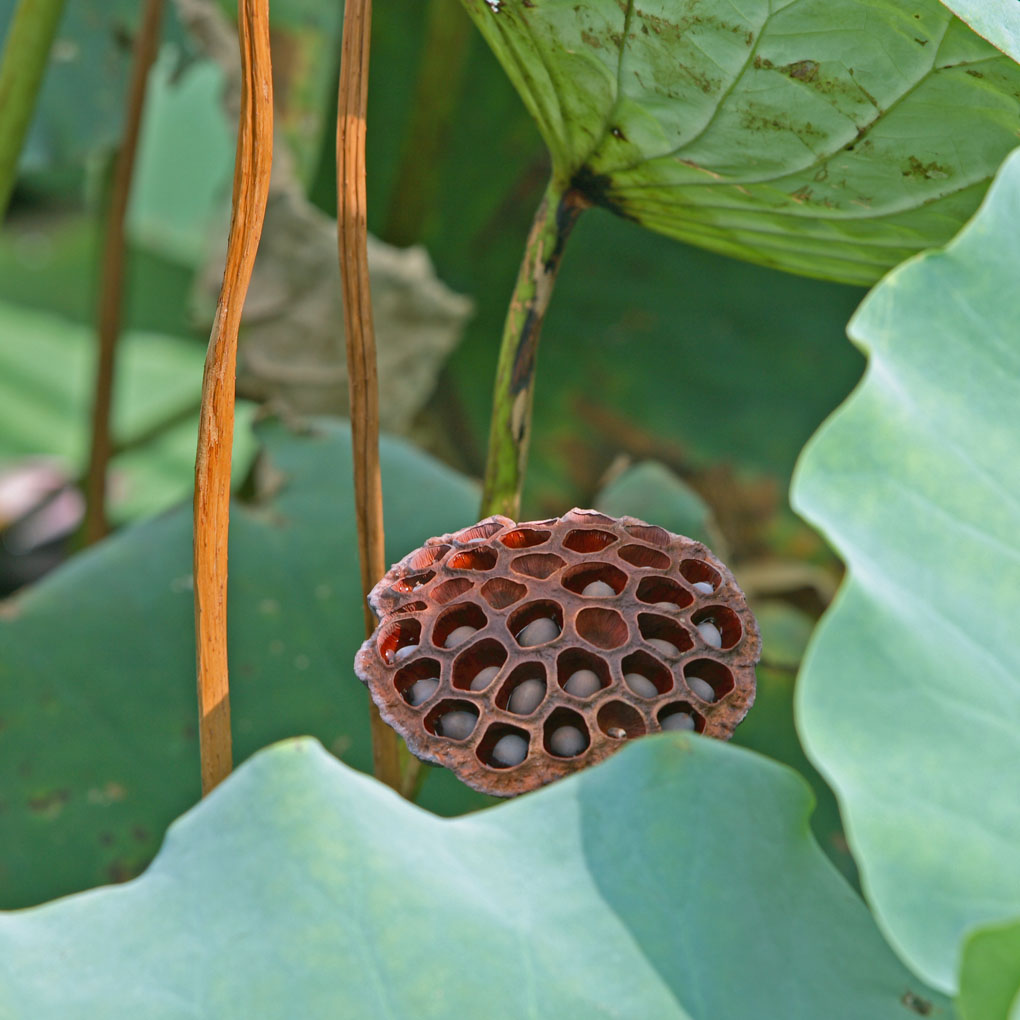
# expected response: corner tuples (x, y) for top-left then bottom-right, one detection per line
(938, 0), (1020, 63)
(0, 418), (490, 908)
(460, 0), (1020, 284)
(957, 918), (1020, 1020)
(0, 736), (949, 1017)
(792, 148), (1020, 991)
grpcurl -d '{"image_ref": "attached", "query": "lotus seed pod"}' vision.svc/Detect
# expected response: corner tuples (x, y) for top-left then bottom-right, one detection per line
(647, 637), (680, 658)
(662, 712), (695, 731)
(436, 710), (476, 740)
(445, 625), (479, 649)
(491, 733), (528, 766)
(624, 672), (659, 698)
(564, 668), (601, 697)
(470, 665), (500, 691)
(355, 508), (759, 797)
(516, 617), (559, 647)
(697, 620), (722, 649)
(507, 678), (545, 715)
(687, 676), (715, 702)
(549, 725), (586, 757)
(406, 677), (439, 706)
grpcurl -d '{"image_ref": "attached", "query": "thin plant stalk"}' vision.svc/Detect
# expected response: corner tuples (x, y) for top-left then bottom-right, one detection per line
(480, 179), (587, 520)
(0, 0), (67, 218)
(193, 0), (273, 796)
(82, 0), (165, 544)
(336, 0), (405, 794)
(382, 0), (472, 247)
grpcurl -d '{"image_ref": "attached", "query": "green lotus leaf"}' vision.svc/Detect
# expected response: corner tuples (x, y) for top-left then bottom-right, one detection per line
(957, 918), (1020, 1020)
(938, 0), (1020, 64)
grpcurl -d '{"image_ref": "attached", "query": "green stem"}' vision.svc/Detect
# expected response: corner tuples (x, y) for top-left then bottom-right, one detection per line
(480, 177), (586, 520)
(0, 0), (68, 218)
(382, 0), (472, 246)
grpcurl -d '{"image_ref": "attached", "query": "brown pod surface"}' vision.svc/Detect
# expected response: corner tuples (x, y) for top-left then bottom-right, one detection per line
(354, 508), (760, 796)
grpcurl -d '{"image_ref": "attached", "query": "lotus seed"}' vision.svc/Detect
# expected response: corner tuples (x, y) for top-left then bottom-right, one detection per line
(517, 616), (559, 646)
(625, 672), (658, 698)
(470, 665), (500, 691)
(647, 637), (680, 658)
(549, 725), (587, 757)
(655, 601), (675, 610)
(697, 620), (722, 648)
(406, 677), (439, 706)
(507, 677), (545, 715)
(582, 580), (615, 597)
(693, 581), (714, 595)
(393, 643), (418, 662)
(491, 733), (528, 766)
(564, 668), (601, 697)
(662, 712), (695, 731)
(436, 710), (476, 740)
(687, 675), (715, 701)
(607, 726), (627, 739)
(445, 625), (478, 649)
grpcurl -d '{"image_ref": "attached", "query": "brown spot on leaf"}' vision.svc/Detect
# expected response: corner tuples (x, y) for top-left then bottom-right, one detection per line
(27, 788), (70, 819)
(903, 156), (949, 181)
(901, 991), (933, 1015)
(784, 59), (819, 82)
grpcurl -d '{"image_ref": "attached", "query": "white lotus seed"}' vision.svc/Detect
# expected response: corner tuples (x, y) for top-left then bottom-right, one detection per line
(491, 733), (528, 766)
(662, 712), (695, 731)
(625, 672), (658, 698)
(516, 616), (559, 646)
(470, 665), (500, 691)
(507, 677), (545, 715)
(654, 601), (675, 610)
(444, 625), (478, 649)
(437, 710), (476, 740)
(564, 668), (601, 697)
(687, 675), (715, 701)
(697, 620), (722, 648)
(406, 677), (439, 706)
(393, 643), (418, 662)
(647, 637), (680, 658)
(582, 580), (615, 597)
(549, 725), (587, 757)
(693, 580), (714, 595)
(607, 726), (627, 739)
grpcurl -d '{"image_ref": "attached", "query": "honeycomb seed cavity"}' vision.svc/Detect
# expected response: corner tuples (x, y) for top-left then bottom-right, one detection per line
(356, 508), (759, 797)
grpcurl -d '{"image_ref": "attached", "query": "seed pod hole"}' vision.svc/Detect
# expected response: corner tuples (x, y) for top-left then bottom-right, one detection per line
(561, 562), (627, 597)
(454, 520), (506, 544)
(684, 659), (735, 701)
(430, 578), (474, 605)
(508, 601), (563, 647)
(408, 544), (451, 571)
(658, 702), (705, 733)
(597, 701), (646, 740)
(497, 664), (548, 716)
(392, 570), (435, 594)
(447, 547), (498, 571)
(575, 607), (629, 649)
(563, 528), (618, 553)
(477, 723), (530, 769)
(391, 600), (428, 616)
(691, 606), (742, 649)
(394, 658), (443, 704)
(621, 650), (673, 696)
(499, 527), (551, 549)
(637, 613), (693, 659)
(618, 544), (671, 570)
(680, 558), (722, 592)
(425, 700), (479, 740)
(543, 708), (590, 758)
(510, 552), (566, 579)
(432, 603), (489, 649)
(451, 638), (508, 691)
(556, 647), (611, 698)
(480, 577), (528, 610)
(636, 576), (693, 610)
(624, 523), (670, 547)
(378, 618), (422, 664)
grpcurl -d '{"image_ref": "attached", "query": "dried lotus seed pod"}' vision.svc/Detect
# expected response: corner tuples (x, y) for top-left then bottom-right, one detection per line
(354, 508), (760, 797)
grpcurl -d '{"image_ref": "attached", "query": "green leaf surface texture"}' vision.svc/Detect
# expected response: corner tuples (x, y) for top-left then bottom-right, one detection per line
(0, 419), (491, 908)
(938, 0), (1020, 64)
(793, 148), (1020, 992)
(462, 0), (1020, 284)
(0, 736), (949, 1019)
(958, 918), (1020, 1020)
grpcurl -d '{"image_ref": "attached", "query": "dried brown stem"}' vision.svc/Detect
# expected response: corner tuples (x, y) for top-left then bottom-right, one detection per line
(336, 0), (404, 793)
(82, 0), (165, 544)
(193, 0), (272, 796)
